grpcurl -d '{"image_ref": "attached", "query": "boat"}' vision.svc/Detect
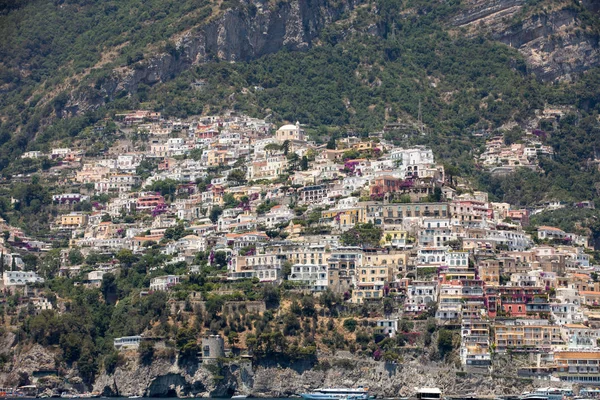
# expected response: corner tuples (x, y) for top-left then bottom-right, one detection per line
(520, 388), (574, 400)
(300, 387), (370, 400)
(232, 396), (248, 399)
(416, 388), (442, 400)
(577, 389), (600, 400)
(128, 396), (142, 399)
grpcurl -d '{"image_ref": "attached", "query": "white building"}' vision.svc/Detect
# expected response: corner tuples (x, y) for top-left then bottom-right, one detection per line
(405, 280), (438, 312)
(88, 270), (106, 287)
(263, 205), (295, 228)
(447, 250), (469, 268)
(21, 151), (44, 159)
(376, 319), (399, 337)
(114, 336), (142, 350)
(417, 247), (448, 265)
(95, 174), (140, 193)
(3, 271), (44, 286)
(288, 263), (327, 291)
(149, 275), (182, 291)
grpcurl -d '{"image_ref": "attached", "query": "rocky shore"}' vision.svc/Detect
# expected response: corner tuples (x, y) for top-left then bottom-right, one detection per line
(0, 341), (561, 398)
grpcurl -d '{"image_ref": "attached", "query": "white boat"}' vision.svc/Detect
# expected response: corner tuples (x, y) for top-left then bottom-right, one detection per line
(128, 396), (142, 399)
(520, 388), (574, 400)
(232, 396), (248, 399)
(300, 387), (370, 400)
(416, 388), (442, 400)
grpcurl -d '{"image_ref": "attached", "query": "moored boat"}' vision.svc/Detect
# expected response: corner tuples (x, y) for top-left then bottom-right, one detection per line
(301, 387), (370, 400)
(520, 388), (574, 400)
(416, 388), (442, 400)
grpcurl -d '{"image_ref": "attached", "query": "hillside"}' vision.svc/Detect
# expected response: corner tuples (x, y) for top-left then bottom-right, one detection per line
(1, 0), (600, 204)
(2, 0), (600, 394)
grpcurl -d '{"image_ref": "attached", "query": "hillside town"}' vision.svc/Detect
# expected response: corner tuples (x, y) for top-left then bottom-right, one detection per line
(3, 110), (600, 391)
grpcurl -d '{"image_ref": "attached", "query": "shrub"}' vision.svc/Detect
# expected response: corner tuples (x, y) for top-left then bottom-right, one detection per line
(343, 318), (357, 332)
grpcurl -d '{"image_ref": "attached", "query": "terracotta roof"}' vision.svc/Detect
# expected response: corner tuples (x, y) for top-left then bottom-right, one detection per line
(538, 226), (565, 232)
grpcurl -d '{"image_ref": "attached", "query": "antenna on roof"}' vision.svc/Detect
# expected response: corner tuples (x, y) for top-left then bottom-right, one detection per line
(418, 100), (424, 136)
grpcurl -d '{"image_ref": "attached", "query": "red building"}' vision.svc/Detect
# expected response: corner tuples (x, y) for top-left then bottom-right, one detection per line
(370, 176), (403, 197)
(136, 193), (166, 211)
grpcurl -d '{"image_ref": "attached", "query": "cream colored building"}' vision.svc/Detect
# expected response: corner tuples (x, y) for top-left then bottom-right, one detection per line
(275, 122), (305, 142)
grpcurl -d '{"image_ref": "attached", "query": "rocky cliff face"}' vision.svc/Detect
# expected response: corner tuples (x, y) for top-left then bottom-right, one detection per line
(72, 0), (361, 113)
(87, 351), (551, 398)
(452, 0), (600, 82)
(68, 0), (600, 113)
(0, 334), (564, 398)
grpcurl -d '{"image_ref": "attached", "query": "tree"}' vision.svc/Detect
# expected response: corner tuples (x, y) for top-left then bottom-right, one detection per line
(117, 249), (138, 268)
(223, 193), (238, 208)
(147, 179), (179, 198)
(103, 351), (121, 374)
(189, 148), (203, 161)
(301, 296), (316, 317)
(326, 136), (337, 150)
(227, 169), (247, 185)
(340, 223), (383, 248)
(209, 206), (223, 223)
(437, 329), (454, 358)
(264, 143), (282, 152)
(164, 223), (187, 241)
(227, 331), (239, 348)
(383, 297), (394, 315)
(319, 289), (341, 314)
(22, 254), (37, 271)
(68, 249), (84, 265)
(300, 156), (309, 170)
(282, 140), (291, 155)
(262, 285), (280, 309)
(283, 313), (301, 336)
(138, 341), (155, 365)
(343, 318), (357, 332)
(212, 251), (228, 269)
(101, 273), (118, 304)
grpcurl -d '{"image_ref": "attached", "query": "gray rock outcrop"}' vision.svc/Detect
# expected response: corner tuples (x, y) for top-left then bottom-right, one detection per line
(89, 352), (546, 398)
(452, 0), (600, 82)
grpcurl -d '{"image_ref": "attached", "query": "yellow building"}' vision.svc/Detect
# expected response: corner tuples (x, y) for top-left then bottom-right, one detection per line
(494, 321), (563, 352)
(478, 259), (500, 285)
(76, 164), (110, 184)
(381, 229), (408, 248)
(60, 213), (88, 228)
(364, 251), (408, 276)
(322, 208), (366, 229)
(357, 265), (392, 284)
(351, 141), (374, 151)
(554, 350), (600, 382)
(206, 150), (228, 166)
(275, 122), (305, 142)
(352, 281), (385, 304)
(352, 260), (390, 303)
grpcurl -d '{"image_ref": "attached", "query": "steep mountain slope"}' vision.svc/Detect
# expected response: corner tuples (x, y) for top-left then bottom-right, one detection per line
(1, 0), (600, 204)
(451, 0), (600, 81)
(0, 0), (362, 163)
